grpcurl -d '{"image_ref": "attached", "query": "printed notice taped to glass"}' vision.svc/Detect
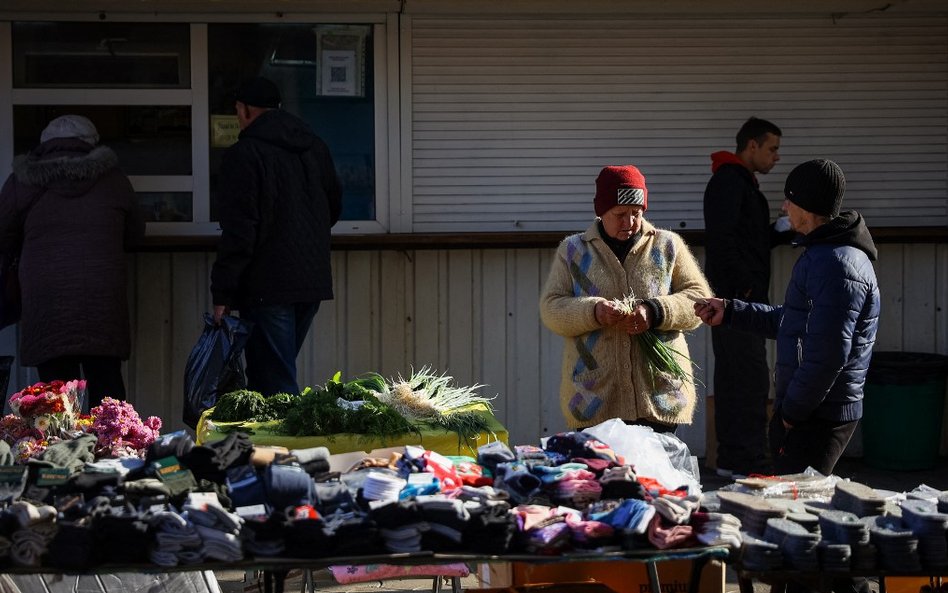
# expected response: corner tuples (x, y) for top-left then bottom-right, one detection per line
(320, 49), (357, 96)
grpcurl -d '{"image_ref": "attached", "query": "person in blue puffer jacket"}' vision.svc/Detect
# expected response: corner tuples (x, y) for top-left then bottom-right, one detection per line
(695, 159), (880, 476)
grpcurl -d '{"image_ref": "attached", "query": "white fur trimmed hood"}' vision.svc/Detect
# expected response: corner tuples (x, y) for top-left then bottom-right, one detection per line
(13, 141), (119, 193)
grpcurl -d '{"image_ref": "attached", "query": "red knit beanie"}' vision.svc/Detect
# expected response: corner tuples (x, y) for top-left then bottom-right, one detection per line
(594, 165), (648, 217)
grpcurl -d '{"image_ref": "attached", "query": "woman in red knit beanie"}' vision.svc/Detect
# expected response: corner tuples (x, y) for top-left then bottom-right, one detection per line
(539, 165), (712, 434)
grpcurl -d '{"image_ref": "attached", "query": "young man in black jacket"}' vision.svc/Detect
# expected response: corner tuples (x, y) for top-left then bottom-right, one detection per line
(703, 117), (786, 477)
(699, 159), (880, 476)
(211, 77), (342, 396)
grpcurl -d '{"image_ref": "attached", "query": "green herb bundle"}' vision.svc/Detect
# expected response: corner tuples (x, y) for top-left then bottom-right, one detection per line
(210, 390), (268, 422)
(210, 389), (300, 423)
(260, 392), (296, 421)
(280, 373), (417, 441)
(435, 409), (494, 444)
(611, 295), (699, 388)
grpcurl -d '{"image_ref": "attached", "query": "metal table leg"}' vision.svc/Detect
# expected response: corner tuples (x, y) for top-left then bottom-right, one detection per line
(646, 561), (661, 593)
(687, 555), (711, 593)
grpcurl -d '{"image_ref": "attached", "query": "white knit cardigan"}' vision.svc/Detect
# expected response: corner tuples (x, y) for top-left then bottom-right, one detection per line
(539, 219), (712, 428)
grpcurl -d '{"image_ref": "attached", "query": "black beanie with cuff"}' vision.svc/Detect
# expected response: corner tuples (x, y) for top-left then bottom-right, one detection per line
(784, 159), (846, 217)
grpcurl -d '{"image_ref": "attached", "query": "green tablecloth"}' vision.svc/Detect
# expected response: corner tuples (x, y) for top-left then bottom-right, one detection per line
(195, 404), (508, 457)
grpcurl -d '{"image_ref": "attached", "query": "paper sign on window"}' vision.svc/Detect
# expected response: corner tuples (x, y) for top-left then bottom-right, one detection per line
(315, 25), (368, 97)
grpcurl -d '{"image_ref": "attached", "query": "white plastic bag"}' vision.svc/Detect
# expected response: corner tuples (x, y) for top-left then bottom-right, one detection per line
(584, 418), (701, 494)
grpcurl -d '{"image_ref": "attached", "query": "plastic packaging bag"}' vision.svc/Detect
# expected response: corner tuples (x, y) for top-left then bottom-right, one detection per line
(183, 313), (252, 428)
(584, 418), (702, 494)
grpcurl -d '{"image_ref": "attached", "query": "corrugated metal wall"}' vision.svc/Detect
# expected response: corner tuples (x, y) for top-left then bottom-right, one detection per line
(406, 14), (948, 232)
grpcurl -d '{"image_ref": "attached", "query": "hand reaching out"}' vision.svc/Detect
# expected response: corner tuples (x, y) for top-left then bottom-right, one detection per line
(213, 305), (229, 325)
(693, 298), (726, 326)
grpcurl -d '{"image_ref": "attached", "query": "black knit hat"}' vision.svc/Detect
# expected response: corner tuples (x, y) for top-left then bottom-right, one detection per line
(234, 77), (281, 109)
(784, 159), (846, 217)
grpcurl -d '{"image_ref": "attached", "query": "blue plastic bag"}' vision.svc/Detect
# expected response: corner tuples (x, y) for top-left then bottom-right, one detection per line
(183, 313), (253, 428)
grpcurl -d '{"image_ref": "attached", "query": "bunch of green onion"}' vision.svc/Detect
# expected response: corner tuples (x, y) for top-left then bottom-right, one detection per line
(611, 295), (699, 388)
(376, 366), (496, 442)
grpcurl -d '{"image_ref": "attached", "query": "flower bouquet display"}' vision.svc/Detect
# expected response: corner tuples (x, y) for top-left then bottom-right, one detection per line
(0, 380), (162, 462)
(91, 397), (162, 458)
(2, 379), (86, 462)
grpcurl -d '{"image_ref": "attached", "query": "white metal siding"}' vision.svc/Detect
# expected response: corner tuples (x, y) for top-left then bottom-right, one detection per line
(407, 15), (948, 232)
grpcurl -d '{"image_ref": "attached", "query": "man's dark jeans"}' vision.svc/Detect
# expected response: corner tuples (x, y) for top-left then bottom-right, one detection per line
(769, 410), (859, 476)
(242, 302), (319, 397)
(711, 325), (771, 474)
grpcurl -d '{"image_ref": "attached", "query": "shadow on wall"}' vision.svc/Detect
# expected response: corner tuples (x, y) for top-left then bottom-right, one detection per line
(0, 355), (11, 404)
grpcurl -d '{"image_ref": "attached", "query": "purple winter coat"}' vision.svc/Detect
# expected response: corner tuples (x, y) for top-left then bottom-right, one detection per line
(0, 138), (145, 366)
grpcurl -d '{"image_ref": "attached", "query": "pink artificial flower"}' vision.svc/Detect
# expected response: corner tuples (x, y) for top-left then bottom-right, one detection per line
(90, 397), (161, 457)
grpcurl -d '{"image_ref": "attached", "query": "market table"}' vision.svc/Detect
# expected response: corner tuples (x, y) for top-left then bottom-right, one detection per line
(195, 404), (508, 457)
(735, 567), (947, 593)
(0, 546), (731, 593)
(277, 546), (730, 593)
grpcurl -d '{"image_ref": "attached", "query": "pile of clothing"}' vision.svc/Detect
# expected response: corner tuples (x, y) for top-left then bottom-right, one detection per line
(0, 429), (739, 570)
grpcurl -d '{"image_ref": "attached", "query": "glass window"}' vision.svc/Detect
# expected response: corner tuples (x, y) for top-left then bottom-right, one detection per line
(139, 192), (193, 222)
(207, 23), (376, 222)
(13, 105), (192, 176)
(12, 22), (190, 88)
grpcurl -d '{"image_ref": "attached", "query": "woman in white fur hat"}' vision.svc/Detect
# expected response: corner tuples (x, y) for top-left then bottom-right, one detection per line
(0, 115), (145, 409)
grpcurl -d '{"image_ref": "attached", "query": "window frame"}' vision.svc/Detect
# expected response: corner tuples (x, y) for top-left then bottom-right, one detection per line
(1, 15), (394, 238)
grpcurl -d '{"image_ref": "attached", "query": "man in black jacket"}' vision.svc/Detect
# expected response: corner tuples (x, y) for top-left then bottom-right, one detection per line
(211, 77), (342, 396)
(703, 117), (786, 477)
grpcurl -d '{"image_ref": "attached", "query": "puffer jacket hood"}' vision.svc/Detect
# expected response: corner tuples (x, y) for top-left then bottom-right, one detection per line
(13, 138), (119, 198)
(794, 209), (878, 261)
(238, 109), (315, 154)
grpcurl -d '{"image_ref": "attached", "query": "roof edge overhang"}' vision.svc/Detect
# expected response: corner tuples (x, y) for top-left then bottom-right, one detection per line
(1, 0), (947, 19)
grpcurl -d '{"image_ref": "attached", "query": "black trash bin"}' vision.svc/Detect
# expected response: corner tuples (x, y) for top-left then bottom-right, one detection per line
(862, 351), (948, 470)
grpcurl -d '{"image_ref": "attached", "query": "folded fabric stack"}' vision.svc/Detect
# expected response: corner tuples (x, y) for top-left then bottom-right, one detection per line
(0, 426), (750, 571)
(762, 517), (821, 571)
(739, 532), (784, 571)
(863, 514), (921, 571)
(717, 491), (787, 536)
(899, 499), (948, 570)
(831, 481), (886, 517)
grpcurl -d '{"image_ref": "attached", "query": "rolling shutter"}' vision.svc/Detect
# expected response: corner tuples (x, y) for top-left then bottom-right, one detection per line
(407, 14), (948, 232)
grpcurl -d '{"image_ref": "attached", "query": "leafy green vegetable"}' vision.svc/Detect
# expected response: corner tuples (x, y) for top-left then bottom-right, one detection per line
(349, 372), (387, 394)
(210, 389), (299, 422)
(280, 376), (418, 441)
(210, 370), (494, 446)
(211, 390), (268, 422)
(260, 392), (296, 421)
